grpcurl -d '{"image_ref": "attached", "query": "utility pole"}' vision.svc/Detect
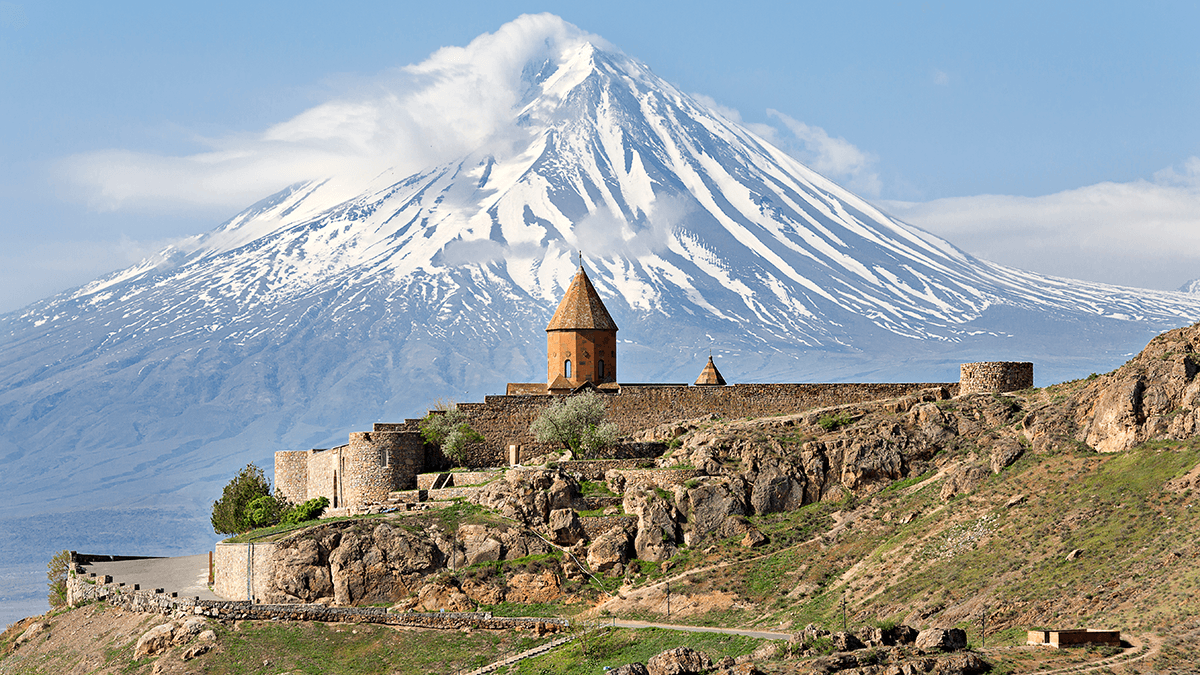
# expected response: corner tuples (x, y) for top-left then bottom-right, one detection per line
(841, 593), (847, 632)
(666, 581), (671, 618)
(981, 605), (987, 649)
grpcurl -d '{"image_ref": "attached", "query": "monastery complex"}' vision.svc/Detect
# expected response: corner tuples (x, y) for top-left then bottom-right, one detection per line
(276, 264), (1033, 512)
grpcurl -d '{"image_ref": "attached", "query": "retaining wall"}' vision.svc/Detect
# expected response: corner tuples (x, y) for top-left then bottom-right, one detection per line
(580, 515), (637, 540)
(213, 541), (278, 601)
(67, 572), (566, 632)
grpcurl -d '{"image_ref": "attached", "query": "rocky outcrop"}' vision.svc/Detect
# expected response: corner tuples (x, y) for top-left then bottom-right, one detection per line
(470, 468), (579, 525)
(263, 517), (552, 606)
(547, 508), (585, 545)
(1073, 324), (1200, 452)
(587, 526), (633, 575)
(675, 475), (748, 545)
(915, 628), (968, 651)
(646, 646), (713, 675)
(625, 487), (682, 562)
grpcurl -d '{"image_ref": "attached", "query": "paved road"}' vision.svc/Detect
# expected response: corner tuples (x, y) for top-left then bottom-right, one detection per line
(612, 619), (792, 641)
(81, 554), (220, 601)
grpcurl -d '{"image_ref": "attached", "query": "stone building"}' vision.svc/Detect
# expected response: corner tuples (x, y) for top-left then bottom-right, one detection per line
(508, 262), (620, 395)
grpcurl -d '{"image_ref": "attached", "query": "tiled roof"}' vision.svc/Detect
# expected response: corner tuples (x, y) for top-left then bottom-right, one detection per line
(694, 356), (727, 386)
(546, 266), (619, 332)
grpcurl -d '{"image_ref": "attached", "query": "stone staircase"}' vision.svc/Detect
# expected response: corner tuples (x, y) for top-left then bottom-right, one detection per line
(463, 634), (576, 675)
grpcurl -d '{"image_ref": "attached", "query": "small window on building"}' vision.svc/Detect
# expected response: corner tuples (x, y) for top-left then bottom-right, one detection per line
(565, 359), (572, 378)
(598, 359), (605, 379)
(380, 447), (389, 467)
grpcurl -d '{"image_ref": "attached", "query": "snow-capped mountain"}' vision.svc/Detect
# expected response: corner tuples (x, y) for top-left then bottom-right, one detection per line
(2, 16), (1197, 621)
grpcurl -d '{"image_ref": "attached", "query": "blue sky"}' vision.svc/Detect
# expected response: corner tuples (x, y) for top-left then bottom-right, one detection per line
(1, 1), (1198, 313)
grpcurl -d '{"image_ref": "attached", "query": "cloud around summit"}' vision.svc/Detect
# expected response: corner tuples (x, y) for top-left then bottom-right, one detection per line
(57, 13), (610, 215)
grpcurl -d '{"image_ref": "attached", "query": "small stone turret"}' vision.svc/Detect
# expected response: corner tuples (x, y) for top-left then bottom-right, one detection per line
(959, 361), (1033, 395)
(694, 356), (727, 386)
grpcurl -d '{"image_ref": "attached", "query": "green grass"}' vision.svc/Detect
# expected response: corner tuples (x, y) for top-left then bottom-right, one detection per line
(509, 627), (764, 674)
(204, 621), (551, 675)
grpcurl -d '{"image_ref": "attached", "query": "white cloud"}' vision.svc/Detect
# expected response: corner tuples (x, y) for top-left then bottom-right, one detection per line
(735, 109), (881, 197)
(58, 13), (608, 215)
(880, 157), (1200, 291)
(933, 69), (950, 86)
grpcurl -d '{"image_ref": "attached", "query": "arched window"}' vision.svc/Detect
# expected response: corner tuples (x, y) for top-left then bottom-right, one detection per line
(565, 359), (572, 378)
(598, 359), (605, 379)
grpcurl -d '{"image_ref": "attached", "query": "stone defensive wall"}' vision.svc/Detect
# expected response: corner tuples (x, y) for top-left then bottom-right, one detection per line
(395, 382), (960, 466)
(67, 569), (566, 632)
(959, 362), (1034, 395)
(276, 431), (424, 507)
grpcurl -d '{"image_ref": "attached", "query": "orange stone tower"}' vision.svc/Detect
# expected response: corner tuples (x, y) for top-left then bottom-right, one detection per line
(546, 262), (619, 392)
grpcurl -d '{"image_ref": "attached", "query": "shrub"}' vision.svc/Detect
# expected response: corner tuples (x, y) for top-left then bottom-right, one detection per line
(246, 494), (286, 529)
(211, 463), (276, 535)
(282, 496), (331, 525)
(419, 403), (485, 467)
(529, 391), (618, 458)
(47, 549), (70, 608)
(817, 413), (853, 431)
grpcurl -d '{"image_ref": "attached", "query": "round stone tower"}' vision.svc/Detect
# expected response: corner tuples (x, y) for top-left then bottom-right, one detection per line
(959, 361), (1034, 395)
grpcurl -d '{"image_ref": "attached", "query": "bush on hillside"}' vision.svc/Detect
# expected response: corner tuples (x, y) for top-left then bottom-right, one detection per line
(530, 390), (618, 459)
(47, 549), (70, 608)
(211, 463), (278, 534)
(282, 496), (330, 525)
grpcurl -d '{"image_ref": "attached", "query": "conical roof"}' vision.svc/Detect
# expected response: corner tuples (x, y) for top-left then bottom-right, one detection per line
(694, 356), (727, 386)
(546, 265), (619, 332)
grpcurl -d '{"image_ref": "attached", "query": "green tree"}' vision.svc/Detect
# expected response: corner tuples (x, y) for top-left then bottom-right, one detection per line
(419, 402), (485, 467)
(529, 391), (618, 459)
(211, 463), (276, 534)
(47, 549), (70, 608)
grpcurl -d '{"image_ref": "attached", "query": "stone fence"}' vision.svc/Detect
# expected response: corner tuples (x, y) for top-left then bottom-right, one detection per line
(66, 571), (567, 632)
(607, 468), (705, 493)
(558, 458), (656, 481)
(580, 515), (638, 540)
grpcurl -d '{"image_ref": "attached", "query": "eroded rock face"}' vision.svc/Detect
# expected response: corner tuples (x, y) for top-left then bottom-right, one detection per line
(625, 488), (682, 562)
(646, 647), (713, 675)
(470, 468), (579, 525)
(1074, 325), (1200, 453)
(915, 628), (967, 651)
(505, 571), (562, 603)
(327, 523), (442, 605)
(587, 526), (633, 575)
(677, 476), (748, 545)
(270, 538), (334, 602)
(547, 508), (585, 546)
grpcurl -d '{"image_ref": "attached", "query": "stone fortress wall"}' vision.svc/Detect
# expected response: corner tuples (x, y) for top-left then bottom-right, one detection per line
(277, 363), (1025, 510)
(275, 432), (424, 508)
(958, 361), (1034, 396)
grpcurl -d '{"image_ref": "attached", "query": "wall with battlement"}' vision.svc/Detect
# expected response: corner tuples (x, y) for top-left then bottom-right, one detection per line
(276, 378), (973, 510)
(959, 362), (1033, 395)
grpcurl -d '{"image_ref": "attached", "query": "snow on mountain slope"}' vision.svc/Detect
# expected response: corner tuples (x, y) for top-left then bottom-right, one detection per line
(1, 16), (1198, 618)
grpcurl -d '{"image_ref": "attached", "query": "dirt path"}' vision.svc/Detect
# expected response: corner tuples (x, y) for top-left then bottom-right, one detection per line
(611, 619), (792, 640)
(1017, 633), (1161, 674)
